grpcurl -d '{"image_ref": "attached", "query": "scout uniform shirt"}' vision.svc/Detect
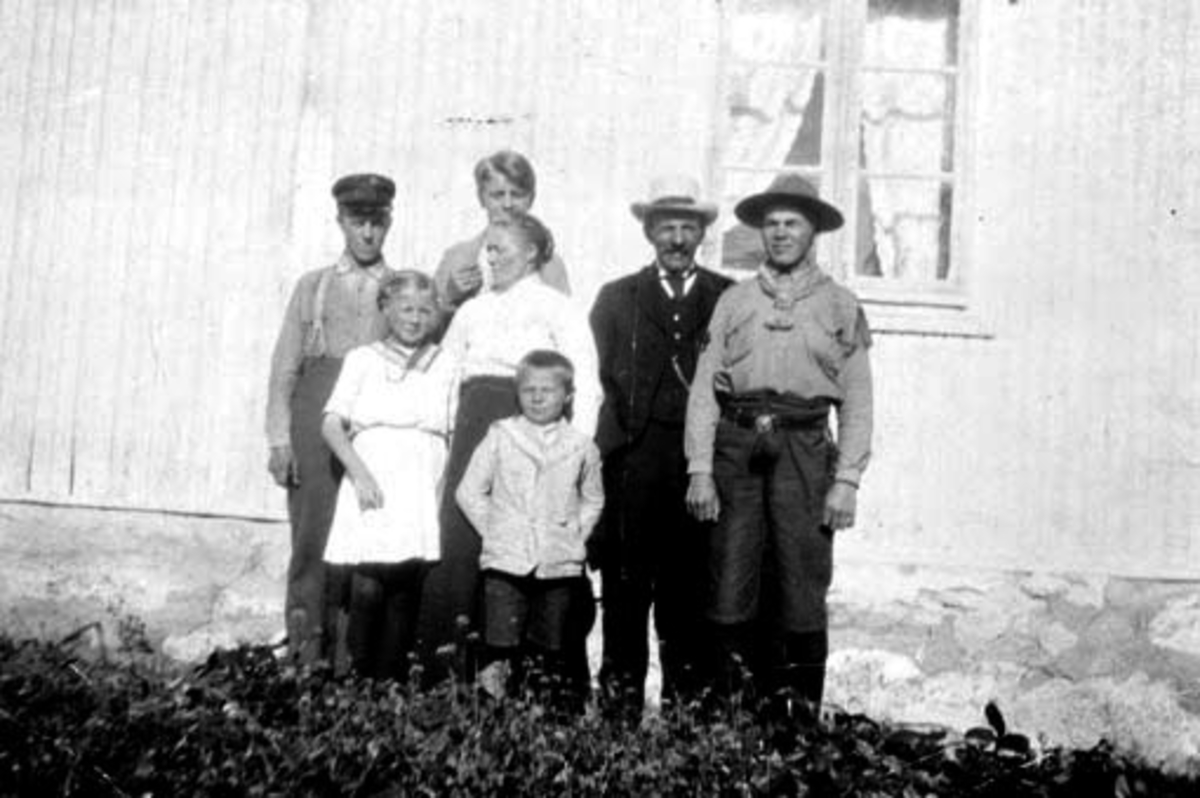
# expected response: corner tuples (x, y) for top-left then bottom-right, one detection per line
(684, 263), (873, 487)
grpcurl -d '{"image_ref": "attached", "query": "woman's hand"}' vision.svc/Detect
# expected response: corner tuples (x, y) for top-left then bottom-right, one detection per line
(353, 472), (385, 511)
(448, 260), (483, 299)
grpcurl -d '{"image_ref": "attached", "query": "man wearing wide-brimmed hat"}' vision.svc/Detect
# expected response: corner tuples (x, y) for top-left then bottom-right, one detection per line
(684, 172), (873, 721)
(589, 175), (733, 721)
(266, 173), (398, 663)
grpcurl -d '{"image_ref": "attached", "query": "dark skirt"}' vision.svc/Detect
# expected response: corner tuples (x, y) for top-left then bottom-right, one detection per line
(416, 375), (518, 679)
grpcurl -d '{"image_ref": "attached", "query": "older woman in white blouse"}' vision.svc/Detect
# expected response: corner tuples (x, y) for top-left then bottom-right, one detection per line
(417, 211), (599, 681)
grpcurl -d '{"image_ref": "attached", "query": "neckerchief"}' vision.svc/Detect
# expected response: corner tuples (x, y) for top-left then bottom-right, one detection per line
(756, 261), (831, 331)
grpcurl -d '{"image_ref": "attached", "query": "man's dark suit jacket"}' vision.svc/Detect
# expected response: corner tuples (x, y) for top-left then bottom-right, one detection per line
(590, 264), (733, 458)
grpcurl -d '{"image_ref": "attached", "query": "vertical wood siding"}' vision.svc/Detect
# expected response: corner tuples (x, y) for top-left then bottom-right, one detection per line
(0, 0), (721, 518)
(838, 0), (1200, 578)
(1, 0), (311, 515)
(0, 0), (1196, 577)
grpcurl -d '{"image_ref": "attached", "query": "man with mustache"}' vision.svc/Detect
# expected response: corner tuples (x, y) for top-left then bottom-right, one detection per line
(589, 175), (733, 721)
(685, 173), (873, 723)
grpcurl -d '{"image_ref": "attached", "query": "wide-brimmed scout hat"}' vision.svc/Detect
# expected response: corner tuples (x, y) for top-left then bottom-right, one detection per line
(734, 172), (844, 232)
(331, 173), (396, 213)
(630, 175), (719, 225)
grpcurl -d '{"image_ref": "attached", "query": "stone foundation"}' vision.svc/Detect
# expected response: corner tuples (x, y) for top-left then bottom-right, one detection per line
(828, 562), (1200, 766)
(0, 502), (289, 662)
(2, 502), (1197, 765)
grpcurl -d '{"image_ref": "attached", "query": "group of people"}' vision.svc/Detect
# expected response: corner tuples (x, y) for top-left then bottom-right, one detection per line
(265, 150), (873, 722)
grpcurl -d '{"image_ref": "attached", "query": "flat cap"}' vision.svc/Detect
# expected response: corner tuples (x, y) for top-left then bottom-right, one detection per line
(331, 173), (395, 211)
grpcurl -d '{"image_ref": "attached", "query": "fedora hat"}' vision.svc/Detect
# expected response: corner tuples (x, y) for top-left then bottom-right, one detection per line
(734, 173), (843, 232)
(630, 174), (719, 225)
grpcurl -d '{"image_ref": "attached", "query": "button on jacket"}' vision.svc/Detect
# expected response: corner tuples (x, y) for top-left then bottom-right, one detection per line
(590, 264), (733, 457)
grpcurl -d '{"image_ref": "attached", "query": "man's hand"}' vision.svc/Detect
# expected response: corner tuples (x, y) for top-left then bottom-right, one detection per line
(686, 473), (721, 523)
(448, 260), (483, 300)
(353, 472), (385, 511)
(823, 481), (858, 531)
(267, 445), (297, 488)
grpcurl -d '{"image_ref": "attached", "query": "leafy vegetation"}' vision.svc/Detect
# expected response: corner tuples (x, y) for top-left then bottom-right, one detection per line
(1, 631), (1197, 797)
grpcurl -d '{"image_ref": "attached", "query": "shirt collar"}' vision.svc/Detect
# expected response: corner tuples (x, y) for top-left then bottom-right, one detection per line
(517, 415), (563, 439)
(500, 272), (541, 297)
(757, 261), (830, 305)
(656, 263), (698, 298)
(656, 263), (697, 281)
(375, 340), (442, 372)
(335, 253), (388, 280)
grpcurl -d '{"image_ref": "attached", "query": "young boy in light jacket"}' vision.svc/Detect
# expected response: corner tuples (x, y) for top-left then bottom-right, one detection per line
(456, 349), (604, 705)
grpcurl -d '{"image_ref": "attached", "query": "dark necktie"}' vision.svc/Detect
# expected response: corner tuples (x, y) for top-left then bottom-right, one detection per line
(665, 272), (688, 300)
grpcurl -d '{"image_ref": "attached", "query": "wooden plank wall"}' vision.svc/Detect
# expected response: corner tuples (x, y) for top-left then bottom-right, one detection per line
(840, 0), (1200, 578)
(0, 0), (310, 516)
(1, 0), (1196, 578)
(0, 0), (721, 518)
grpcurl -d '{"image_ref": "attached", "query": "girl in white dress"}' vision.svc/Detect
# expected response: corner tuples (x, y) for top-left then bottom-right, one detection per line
(321, 271), (454, 680)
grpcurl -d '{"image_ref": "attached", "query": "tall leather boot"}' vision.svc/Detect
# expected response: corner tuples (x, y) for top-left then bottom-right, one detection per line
(709, 622), (758, 713)
(758, 630), (827, 752)
(780, 629), (828, 724)
(286, 607), (310, 661)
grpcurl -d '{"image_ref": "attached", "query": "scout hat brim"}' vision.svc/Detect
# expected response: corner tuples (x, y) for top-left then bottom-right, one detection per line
(734, 173), (844, 232)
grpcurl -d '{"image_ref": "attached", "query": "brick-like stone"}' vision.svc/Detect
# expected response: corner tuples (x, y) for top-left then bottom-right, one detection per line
(1149, 594), (1200, 658)
(1012, 673), (1200, 766)
(0, 503), (289, 651)
(953, 585), (1042, 652)
(7, 504), (1200, 765)
(1020, 572), (1073, 599)
(1034, 620), (1079, 658)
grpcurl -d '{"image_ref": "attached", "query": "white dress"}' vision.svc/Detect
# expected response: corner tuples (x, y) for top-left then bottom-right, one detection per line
(322, 341), (455, 565)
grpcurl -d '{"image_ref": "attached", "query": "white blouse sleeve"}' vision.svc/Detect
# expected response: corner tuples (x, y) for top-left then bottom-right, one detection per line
(417, 347), (458, 436)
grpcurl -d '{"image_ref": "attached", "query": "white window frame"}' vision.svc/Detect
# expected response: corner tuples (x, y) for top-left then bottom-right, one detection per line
(710, 0), (989, 338)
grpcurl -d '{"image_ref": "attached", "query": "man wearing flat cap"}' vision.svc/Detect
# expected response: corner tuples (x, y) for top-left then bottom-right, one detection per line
(266, 173), (398, 662)
(685, 173), (873, 721)
(589, 175), (733, 720)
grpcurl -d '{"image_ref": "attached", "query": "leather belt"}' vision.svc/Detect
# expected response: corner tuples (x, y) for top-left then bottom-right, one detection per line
(720, 406), (828, 432)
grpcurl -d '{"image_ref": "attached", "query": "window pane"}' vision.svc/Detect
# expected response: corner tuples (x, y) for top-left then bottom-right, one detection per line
(855, 177), (952, 281)
(860, 71), (955, 173)
(727, 66), (824, 168)
(866, 0), (960, 68)
(720, 171), (833, 272)
(731, 0), (827, 64)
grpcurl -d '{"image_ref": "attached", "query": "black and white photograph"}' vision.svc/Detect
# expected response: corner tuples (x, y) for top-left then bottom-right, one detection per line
(1, 0), (1198, 794)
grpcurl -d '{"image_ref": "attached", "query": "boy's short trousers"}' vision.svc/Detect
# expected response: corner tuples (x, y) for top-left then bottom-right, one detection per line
(482, 569), (577, 652)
